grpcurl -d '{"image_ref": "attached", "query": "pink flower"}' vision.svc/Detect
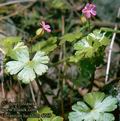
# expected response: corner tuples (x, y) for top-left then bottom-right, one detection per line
(82, 3), (96, 19)
(40, 21), (51, 33)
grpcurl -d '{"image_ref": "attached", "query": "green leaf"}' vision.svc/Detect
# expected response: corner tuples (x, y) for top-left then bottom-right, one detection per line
(71, 39), (94, 62)
(32, 37), (57, 54)
(47, 0), (69, 10)
(70, 30), (109, 62)
(10, 42), (29, 61)
(2, 36), (21, 47)
(69, 92), (117, 121)
(52, 117), (63, 121)
(69, 112), (85, 121)
(84, 92), (105, 108)
(60, 32), (83, 45)
(94, 96), (118, 112)
(100, 113), (115, 121)
(74, 39), (91, 50)
(87, 30), (109, 47)
(72, 101), (90, 112)
(0, 36), (21, 56)
(73, 58), (95, 87)
(69, 55), (81, 63)
(27, 107), (63, 121)
(6, 43), (49, 84)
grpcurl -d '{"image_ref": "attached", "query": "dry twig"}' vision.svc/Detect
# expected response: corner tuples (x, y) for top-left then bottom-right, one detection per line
(105, 8), (120, 83)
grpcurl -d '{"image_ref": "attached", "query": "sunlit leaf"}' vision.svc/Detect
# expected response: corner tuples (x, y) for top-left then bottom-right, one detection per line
(73, 39), (94, 61)
(69, 92), (117, 121)
(70, 30), (109, 62)
(84, 92), (105, 108)
(87, 30), (109, 47)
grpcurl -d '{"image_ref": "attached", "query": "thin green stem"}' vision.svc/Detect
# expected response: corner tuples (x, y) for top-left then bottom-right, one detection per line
(60, 15), (65, 119)
(50, 57), (69, 66)
(100, 27), (120, 33)
(88, 71), (95, 92)
(88, 19), (91, 31)
(28, 35), (39, 43)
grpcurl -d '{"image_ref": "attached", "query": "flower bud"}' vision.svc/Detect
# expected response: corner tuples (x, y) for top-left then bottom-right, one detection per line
(36, 28), (44, 36)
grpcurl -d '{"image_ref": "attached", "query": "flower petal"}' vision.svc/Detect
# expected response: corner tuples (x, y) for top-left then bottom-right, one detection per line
(6, 61), (24, 75)
(84, 12), (91, 18)
(91, 10), (96, 16)
(18, 66), (35, 83)
(82, 8), (88, 13)
(85, 3), (90, 9)
(33, 51), (49, 64)
(44, 27), (51, 33)
(34, 63), (48, 75)
(41, 21), (45, 26)
(44, 25), (50, 28)
(41, 21), (51, 33)
(16, 48), (29, 63)
(12, 42), (29, 63)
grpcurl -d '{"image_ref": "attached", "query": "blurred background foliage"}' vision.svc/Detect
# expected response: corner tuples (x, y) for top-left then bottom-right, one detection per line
(94, 0), (120, 21)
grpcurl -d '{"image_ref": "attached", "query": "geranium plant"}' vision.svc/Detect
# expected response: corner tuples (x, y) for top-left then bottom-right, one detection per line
(0, 0), (119, 121)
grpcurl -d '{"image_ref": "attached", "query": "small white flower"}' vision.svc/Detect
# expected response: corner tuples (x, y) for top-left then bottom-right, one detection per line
(6, 43), (49, 83)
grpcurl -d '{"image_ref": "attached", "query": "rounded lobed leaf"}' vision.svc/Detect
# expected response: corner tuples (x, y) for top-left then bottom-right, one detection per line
(83, 92), (105, 108)
(69, 92), (118, 121)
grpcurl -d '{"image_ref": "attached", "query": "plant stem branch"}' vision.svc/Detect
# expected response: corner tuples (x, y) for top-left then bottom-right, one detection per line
(74, 20), (120, 28)
(105, 8), (120, 83)
(60, 15), (65, 119)
(36, 78), (51, 107)
(50, 57), (69, 66)
(105, 25), (117, 83)
(0, 52), (5, 98)
(100, 27), (120, 33)
(89, 71), (95, 92)
(29, 82), (37, 105)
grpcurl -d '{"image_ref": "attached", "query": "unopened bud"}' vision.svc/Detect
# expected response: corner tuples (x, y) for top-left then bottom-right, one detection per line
(36, 28), (44, 36)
